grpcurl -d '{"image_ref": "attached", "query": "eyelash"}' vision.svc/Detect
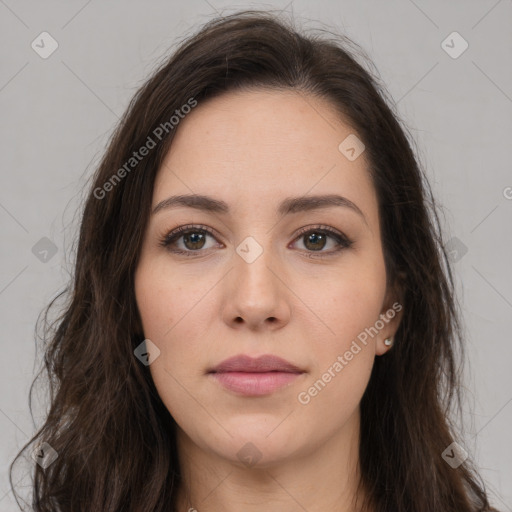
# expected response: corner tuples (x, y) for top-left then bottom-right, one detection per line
(159, 224), (353, 259)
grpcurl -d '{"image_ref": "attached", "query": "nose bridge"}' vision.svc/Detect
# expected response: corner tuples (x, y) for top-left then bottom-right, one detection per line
(234, 233), (279, 300)
(223, 232), (290, 328)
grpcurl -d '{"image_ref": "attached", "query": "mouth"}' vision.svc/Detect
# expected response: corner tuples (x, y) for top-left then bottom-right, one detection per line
(207, 354), (305, 396)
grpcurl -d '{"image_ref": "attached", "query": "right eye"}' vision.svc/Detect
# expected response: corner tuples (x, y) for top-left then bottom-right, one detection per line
(159, 224), (223, 256)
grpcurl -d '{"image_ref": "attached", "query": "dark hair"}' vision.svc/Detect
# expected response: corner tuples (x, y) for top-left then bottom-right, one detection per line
(10, 9), (498, 511)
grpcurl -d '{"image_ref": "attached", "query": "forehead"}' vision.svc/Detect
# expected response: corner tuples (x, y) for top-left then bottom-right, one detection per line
(154, 89), (377, 224)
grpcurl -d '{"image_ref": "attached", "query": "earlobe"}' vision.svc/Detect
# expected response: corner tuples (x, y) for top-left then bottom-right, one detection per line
(377, 293), (403, 356)
(377, 273), (406, 356)
(376, 335), (394, 356)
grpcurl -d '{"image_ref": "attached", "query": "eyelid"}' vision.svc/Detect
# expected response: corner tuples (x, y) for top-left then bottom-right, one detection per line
(290, 224), (353, 256)
(159, 223), (353, 256)
(292, 224), (345, 241)
(158, 223), (223, 250)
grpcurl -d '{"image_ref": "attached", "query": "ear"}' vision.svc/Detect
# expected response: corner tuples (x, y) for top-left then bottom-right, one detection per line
(375, 271), (405, 356)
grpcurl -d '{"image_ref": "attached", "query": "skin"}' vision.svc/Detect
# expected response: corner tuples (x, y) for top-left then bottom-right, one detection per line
(134, 88), (403, 512)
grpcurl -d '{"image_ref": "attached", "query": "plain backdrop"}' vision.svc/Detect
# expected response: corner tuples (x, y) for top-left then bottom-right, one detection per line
(1, 0), (511, 510)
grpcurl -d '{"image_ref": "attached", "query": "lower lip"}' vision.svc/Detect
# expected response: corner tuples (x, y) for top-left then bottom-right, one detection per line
(209, 371), (302, 396)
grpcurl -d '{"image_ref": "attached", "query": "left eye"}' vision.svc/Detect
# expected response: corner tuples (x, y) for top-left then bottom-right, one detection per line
(290, 226), (353, 255)
(293, 230), (339, 252)
(160, 225), (353, 257)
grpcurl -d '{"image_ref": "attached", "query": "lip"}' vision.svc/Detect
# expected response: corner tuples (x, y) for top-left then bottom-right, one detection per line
(208, 354), (305, 396)
(209, 354), (303, 373)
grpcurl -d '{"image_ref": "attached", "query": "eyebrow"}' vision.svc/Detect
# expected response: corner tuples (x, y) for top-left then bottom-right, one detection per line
(152, 193), (367, 223)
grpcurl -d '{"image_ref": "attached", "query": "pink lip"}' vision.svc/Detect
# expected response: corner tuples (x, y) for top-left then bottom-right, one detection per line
(208, 354), (305, 396)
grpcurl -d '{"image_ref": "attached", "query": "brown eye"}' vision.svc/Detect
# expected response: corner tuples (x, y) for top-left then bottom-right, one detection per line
(159, 225), (220, 256)
(160, 224), (353, 258)
(182, 231), (207, 250)
(302, 232), (328, 251)
(291, 226), (353, 257)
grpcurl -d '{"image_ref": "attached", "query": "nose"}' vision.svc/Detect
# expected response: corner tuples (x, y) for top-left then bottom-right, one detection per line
(222, 245), (291, 331)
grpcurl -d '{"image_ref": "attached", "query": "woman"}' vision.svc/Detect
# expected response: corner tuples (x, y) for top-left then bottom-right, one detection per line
(10, 9), (499, 512)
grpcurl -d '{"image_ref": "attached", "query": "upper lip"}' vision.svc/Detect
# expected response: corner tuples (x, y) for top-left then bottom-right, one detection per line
(208, 354), (304, 373)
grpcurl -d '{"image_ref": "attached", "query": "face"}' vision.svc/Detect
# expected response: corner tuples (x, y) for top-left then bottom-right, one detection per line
(134, 88), (402, 468)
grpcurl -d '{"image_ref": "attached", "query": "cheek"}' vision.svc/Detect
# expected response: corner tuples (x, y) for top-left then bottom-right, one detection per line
(135, 259), (212, 342)
(134, 262), (213, 423)
(293, 256), (385, 409)
(295, 272), (382, 415)
(296, 345), (374, 434)
(134, 260), (217, 383)
(293, 256), (387, 351)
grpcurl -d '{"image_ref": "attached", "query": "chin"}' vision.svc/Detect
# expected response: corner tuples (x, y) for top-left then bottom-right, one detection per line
(203, 419), (308, 468)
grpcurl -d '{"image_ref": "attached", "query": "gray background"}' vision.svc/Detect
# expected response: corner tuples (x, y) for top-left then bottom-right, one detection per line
(1, 0), (511, 510)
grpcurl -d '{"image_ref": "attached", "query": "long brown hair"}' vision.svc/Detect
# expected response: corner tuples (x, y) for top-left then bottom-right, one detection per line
(10, 9), (498, 511)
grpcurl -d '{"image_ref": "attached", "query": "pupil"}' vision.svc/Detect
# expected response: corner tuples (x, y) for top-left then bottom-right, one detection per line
(184, 232), (205, 250)
(305, 233), (325, 251)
